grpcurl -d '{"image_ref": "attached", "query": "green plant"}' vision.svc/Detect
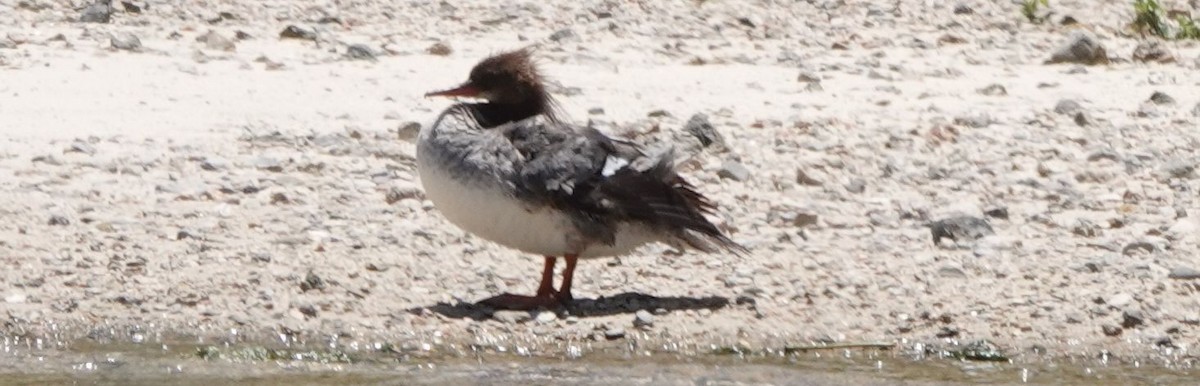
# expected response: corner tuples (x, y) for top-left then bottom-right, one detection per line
(1177, 15), (1200, 40)
(1021, 0), (1049, 23)
(1132, 0), (1170, 38)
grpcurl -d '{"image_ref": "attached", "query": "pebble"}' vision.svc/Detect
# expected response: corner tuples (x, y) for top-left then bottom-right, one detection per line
(534, 311), (557, 324)
(279, 25), (317, 40)
(604, 327), (625, 340)
(1045, 32), (1108, 65)
(929, 216), (994, 246)
(79, 0), (113, 23)
(1192, 103), (1200, 117)
(683, 113), (726, 149)
(1121, 309), (1145, 328)
(345, 44), (376, 61)
(1168, 266), (1200, 280)
(633, 309), (655, 328)
(548, 28), (578, 42)
(717, 161), (751, 182)
(493, 311), (530, 324)
(1107, 293), (1132, 307)
(977, 84), (1006, 96)
(110, 32), (142, 51)
(1053, 99), (1083, 116)
(1148, 91), (1175, 105)
(1132, 40), (1174, 63)
(47, 215), (70, 226)
(197, 30), (235, 51)
(427, 42), (452, 56)
(1102, 324), (1123, 336)
(845, 178), (866, 194)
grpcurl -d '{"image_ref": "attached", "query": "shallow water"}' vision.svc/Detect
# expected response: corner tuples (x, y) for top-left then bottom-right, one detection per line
(0, 335), (1195, 386)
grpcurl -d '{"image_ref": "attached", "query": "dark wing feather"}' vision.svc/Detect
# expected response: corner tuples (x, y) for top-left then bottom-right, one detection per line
(503, 119), (744, 254)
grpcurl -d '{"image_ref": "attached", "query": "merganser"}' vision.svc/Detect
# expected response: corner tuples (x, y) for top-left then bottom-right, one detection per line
(417, 49), (745, 310)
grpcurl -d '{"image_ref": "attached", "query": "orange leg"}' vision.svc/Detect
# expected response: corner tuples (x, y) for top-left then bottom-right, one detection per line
(479, 256), (563, 310)
(557, 254), (578, 304)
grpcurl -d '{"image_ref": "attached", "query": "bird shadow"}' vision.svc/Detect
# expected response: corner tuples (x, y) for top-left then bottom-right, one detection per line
(409, 292), (731, 321)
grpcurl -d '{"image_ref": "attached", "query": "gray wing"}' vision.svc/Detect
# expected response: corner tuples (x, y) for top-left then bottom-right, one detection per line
(500, 118), (745, 254)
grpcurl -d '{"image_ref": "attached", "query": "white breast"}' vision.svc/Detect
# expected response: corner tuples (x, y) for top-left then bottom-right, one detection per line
(416, 147), (659, 259)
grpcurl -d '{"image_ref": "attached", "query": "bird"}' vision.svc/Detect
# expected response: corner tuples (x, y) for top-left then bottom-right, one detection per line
(417, 48), (745, 310)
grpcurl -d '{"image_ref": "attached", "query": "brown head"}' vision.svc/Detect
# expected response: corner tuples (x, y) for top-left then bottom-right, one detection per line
(425, 49), (561, 126)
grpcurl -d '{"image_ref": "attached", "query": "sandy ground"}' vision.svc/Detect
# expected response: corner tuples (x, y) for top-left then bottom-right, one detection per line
(2, 0), (1200, 367)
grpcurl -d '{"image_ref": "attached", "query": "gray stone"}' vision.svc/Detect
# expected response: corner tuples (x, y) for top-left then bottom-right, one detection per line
(548, 29), (578, 42)
(67, 140), (96, 155)
(952, 3), (973, 14)
(938, 265), (967, 278)
(79, 0), (112, 23)
(1162, 159), (1197, 179)
(929, 216), (994, 246)
(1132, 40), (1174, 63)
(1121, 309), (1145, 328)
(1192, 103), (1200, 117)
(604, 327), (625, 340)
(953, 113), (992, 128)
(534, 311), (557, 324)
(683, 113), (726, 149)
(493, 310), (531, 324)
(1107, 293), (1133, 307)
(345, 44), (376, 61)
(845, 178), (866, 194)
(1149, 91), (1175, 105)
(633, 309), (655, 328)
(1102, 324), (1123, 336)
(1168, 266), (1200, 280)
(718, 161), (751, 181)
(1054, 99), (1083, 116)
(197, 30), (235, 51)
(279, 25), (317, 40)
(977, 84), (1007, 96)
(47, 215), (70, 226)
(110, 32), (141, 51)
(1046, 32), (1108, 65)
(397, 122), (421, 142)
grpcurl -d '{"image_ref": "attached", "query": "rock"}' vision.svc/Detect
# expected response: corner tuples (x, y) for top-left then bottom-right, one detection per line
(1132, 40), (1174, 63)
(397, 122), (421, 142)
(110, 32), (141, 51)
(633, 309), (655, 328)
(683, 113), (726, 149)
(48, 215), (70, 226)
(717, 161), (751, 181)
(1073, 112), (1096, 127)
(384, 181), (422, 204)
(427, 42), (452, 56)
(1046, 32), (1108, 65)
(120, 1), (141, 13)
(1122, 241), (1157, 255)
(587, 107), (605, 115)
(929, 216), (994, 246)
(1102, 324), (1123, 336)
(795, 168), (823, 186)
(1162, 159), (1196, 179)
(604, 327), (625, 340)
(977, 84), (1007, 96)
(345, 44), (376, 61)
(845, 178), (866, 194)
(983, 207), (1009, 220)
(952, 3), (973, 14)
(1054, 99), (1083, 116)
(1121, 309), (1145, 328)
(300, 271), (326, 292)
(534, 311), (557, 324)
(1149, 91), (1175, 105)
(279, 25), (317, 40)
(200, 157), (229, 171)
(938, 265), (967, 278)
(1107, 293), (1133, 307)
(797, 72), (820, 83)
(79, 0), (113, 23)
(548, 29), (578, 42)
(953, 113), (992, 128)
(67, 140), (97, 155)
(1072, 219), (1101, 238)
(197, 30), (235, 51)
(493, 310), (531, 324)
(1192, 103), (1200, 117)
(1168, 266), (1200, 280)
